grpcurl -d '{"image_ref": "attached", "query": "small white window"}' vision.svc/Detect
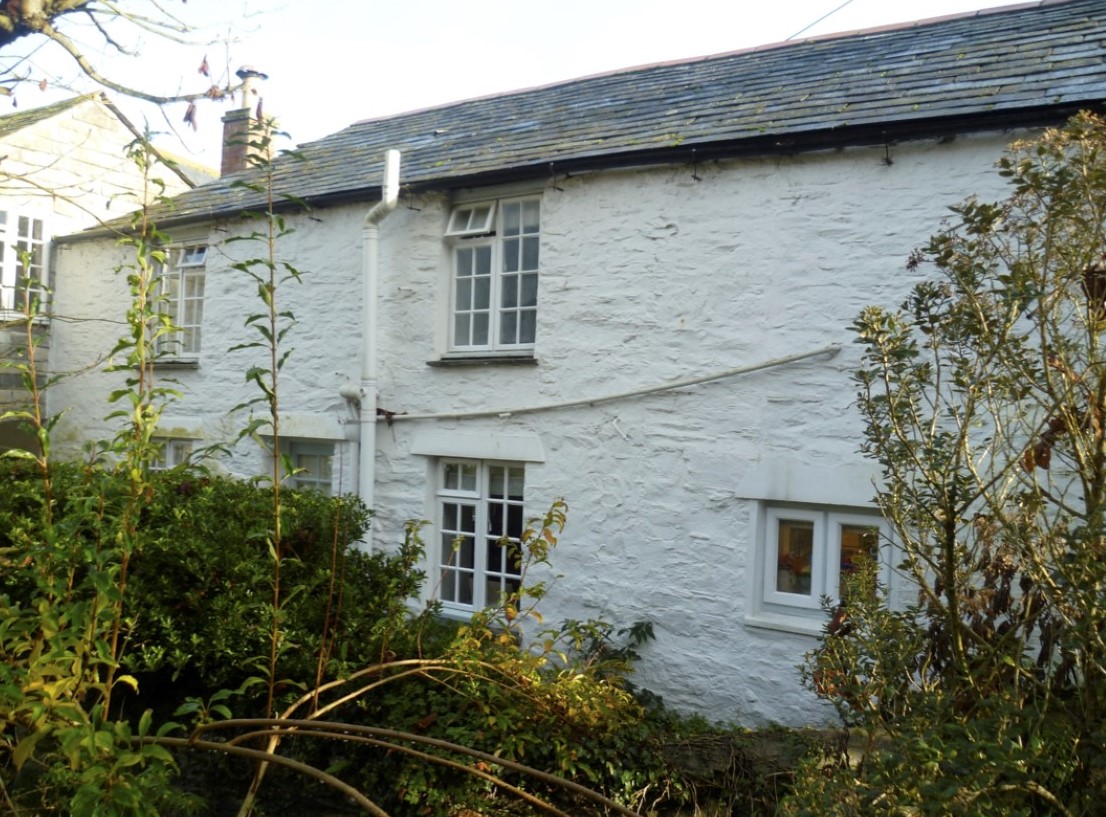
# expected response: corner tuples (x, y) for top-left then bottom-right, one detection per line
(150, 438), (193, 472)
(447, 197), (539, 353)
(436, 459), (525, 612)
(0, 210), (48, 313)
(155, 245), (207, 360)
(281, 440), (334, 495)
(762, 506), (887, 615)
(444, 203), (496, 237)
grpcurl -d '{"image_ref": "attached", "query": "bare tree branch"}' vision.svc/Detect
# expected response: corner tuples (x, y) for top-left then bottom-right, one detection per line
(38, 17), (236, 104)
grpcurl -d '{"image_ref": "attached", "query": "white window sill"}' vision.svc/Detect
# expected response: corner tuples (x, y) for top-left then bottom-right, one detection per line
(154, 358), (200, 368)
(428, 354), (538, 367)
(0, 312), (49, 326)
(435, 605), (475, 622)
(744, 611), (828, 637)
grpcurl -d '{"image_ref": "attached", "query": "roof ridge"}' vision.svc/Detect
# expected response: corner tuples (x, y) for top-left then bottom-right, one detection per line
(348, 0), (1067, 128)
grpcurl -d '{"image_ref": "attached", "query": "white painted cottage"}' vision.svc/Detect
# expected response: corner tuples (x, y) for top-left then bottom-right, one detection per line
(0, 93), (208, 451)
(48, 1), (1106, 724)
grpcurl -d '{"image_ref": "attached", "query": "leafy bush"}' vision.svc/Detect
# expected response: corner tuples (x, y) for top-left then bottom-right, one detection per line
(783, 113), (1106, 816)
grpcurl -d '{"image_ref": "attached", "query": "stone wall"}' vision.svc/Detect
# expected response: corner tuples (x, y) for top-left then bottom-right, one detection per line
(49, 129), (1020, 725)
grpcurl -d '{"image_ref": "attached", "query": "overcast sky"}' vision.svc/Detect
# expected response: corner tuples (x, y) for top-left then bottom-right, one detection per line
(7, 0), (1020, 167)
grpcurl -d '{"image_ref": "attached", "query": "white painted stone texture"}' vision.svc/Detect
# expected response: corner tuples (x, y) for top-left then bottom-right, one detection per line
(52, 130), (1019, 725)
(1, 96), (197, 449)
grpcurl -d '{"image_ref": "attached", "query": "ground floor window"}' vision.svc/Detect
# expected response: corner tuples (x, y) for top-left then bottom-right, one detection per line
(281, 440), (334, 494)
(436, 459), (525, 612)
(150, 437), (193, 472)
(763, 506), (884, 613)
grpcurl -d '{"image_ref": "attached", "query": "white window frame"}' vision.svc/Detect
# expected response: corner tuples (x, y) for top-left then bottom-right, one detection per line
(757, 504), (891, 628)
(280, 440), (335, 495)
(155, 245), (207, 360)
(150, 437), (193, 472)
(446, 197), (540, 354)
(435, 459), (526, 614)
(445, 202), (496, 237)
(0, 210), (48, 314)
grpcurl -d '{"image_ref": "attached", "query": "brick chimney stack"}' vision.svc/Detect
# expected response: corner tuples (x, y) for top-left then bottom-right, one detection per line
(220, 66), (268, 176)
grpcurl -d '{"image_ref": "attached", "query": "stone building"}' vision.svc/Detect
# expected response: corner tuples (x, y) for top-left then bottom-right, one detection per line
(49, 1), (1106, 723)
(0, 94), (206, 451)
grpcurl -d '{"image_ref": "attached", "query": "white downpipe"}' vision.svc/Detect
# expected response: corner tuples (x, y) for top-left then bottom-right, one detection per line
(386, 344), (841, 422)
(359, 149), (400, 550)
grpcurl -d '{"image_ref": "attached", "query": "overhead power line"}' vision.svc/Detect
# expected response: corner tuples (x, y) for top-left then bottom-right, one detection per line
(788, 0), (858, 40)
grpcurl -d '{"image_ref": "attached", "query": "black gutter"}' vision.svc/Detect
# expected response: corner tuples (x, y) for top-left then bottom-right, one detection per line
(58, 99), (1106, 241)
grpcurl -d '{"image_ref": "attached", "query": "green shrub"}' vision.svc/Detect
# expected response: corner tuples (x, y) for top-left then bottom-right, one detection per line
(783, 113), (1106, 816)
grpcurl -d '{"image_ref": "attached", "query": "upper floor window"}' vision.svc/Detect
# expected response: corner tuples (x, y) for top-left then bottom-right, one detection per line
(447, 198), (539, 353)
(0, 211), (47, 314)
(436, 459), (525, 612)
(156, 245), (206, 360)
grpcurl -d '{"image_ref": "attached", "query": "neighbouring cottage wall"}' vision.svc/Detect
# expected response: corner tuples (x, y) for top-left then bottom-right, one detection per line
(50, 128), (1019, 725)
(0, 99), (194, 452)
(2, 100), (191, 234)
(49, 204), (368, 462)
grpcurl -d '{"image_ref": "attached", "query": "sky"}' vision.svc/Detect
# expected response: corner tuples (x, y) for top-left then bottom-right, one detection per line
(4, 0), (1021, 168)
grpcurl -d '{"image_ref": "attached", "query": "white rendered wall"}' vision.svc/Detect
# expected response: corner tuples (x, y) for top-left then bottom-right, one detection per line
(0, 97), (196, 449)
(51, 130), (1018, 725)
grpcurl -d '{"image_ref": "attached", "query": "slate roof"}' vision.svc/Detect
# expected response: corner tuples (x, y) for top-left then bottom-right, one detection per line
(0, 95), (91, 138)
(114, 0), (1106, 228)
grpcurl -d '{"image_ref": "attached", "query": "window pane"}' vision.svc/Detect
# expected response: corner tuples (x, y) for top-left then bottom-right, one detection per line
(473, 313), (489, 345)
(184, 274), (204, 298)
(522, 200), (539, 233)
(457, 247), (473, 277)
(839, 523), (879, 599)
(508, 466), (524, 500)
(503, 238), (519, 273)
(502, 202), (520, 236)
(521, 273), (538, 307)
(440, 566), (457, 602)
(460, 463), (478, 492)
(475, 245), (492, 274)
(458, 535), (475, 568)
(506, 542), (522, 575)
(456, 278), (472, 309)
(519, 310), (536, 344)
(501, 274), (518, 308)
(507, 504), (523, 537)
(500, 311), (517, 345)
(474, 276), (490, 309)
(487, 539), (503, 572)
(458, 573), (474, 605)
(454, 314), (470, 347)
(489, 466), (504, 498)
(776, 519), (814, 596)
(448, 208), (468, 233)
(443, 502), (458, 528)
(182, 327), (199, 355)
(522, 236), (539, 270)
(471, 206), (491, 229)
(460, 504), (476, 534)
(486, 578), (503, 607)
